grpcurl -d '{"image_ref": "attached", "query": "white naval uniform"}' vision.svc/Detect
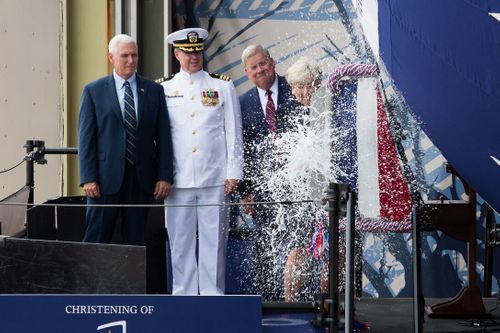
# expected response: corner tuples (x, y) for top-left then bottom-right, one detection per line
(161, 69), (243, 295)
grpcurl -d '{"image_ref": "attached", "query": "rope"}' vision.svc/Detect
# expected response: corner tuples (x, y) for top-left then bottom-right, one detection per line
(0, 158), (25, 174)
(326, 63), (378, 91)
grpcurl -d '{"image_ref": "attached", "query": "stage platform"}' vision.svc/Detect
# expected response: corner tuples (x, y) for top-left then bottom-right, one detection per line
(264, 297), (500, 332)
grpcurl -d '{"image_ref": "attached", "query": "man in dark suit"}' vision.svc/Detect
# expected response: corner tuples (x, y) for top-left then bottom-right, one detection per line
(239, 44), (300, 300)
(239, 44), (298, 203)
(78, 34), (173, 246)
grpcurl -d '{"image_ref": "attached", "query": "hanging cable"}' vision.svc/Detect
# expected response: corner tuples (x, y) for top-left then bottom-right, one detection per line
(0, 158), (25, 174)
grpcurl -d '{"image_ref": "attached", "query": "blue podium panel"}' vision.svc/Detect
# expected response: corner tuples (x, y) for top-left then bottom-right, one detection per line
(0, 295), (261, 333)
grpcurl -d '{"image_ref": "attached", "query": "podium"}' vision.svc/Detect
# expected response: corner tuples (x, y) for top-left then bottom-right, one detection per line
(0, 237), (145, 294)
(25, 196), (168, 294)
(0, 294), (261, 333)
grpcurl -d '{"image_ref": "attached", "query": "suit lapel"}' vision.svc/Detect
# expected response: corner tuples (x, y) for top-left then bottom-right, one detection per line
(136, 74), (146, 126)
(249, 87), (269, 135)
(275, 75), (297, 133)
(107, 75), (123, 122)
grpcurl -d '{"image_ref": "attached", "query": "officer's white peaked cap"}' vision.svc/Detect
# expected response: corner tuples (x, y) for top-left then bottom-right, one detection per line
(166, 28), (208, 53)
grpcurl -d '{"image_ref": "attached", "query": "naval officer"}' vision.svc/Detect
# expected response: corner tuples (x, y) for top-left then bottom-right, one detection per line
(158, 28), (243, 295)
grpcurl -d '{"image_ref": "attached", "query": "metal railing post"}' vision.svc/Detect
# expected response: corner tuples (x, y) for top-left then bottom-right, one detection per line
(344, 191), (355, 333)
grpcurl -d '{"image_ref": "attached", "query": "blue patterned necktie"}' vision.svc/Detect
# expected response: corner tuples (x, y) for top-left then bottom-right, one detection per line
(123, 81), (137, 164)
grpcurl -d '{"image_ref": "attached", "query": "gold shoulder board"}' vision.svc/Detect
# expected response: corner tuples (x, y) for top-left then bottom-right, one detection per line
(209, 72), (231, 81)
(155, 74), (174, 83)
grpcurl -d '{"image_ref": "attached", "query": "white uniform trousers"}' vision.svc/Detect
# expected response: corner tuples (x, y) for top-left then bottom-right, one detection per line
(165, 186), (228, 295)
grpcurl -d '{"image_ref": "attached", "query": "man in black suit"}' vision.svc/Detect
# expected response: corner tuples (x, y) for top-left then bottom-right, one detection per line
(239, 44), (300, 300)
(78, 34), (173, 245)
(239, 44), (299, 204)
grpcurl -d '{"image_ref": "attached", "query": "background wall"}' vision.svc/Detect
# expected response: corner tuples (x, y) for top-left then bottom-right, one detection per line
(0, 0), (112, 202)
(65, 0), (111, 196)
(0, 0), (64, 202)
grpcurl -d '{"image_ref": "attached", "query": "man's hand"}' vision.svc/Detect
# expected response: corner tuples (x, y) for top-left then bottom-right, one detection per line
(154, 180), (172, 200)
(83, 182), (101, 199)
(241, 194), (254, 216)
(224, 179), (240, 195)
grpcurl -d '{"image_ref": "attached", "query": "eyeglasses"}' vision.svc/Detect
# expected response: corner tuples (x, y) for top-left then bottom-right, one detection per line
(246, 60), (271, 72)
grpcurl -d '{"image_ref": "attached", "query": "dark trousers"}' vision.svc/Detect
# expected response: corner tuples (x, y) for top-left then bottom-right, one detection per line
(83, 162), (151, 245)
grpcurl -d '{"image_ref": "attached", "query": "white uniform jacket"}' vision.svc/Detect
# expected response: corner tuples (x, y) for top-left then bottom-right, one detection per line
(161, 69), (243, 188)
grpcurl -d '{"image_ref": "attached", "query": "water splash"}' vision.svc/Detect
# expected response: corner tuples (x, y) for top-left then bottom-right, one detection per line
(242, 90), (345, 301)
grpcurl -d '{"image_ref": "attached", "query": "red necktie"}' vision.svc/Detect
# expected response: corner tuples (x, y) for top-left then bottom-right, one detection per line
(265, 89), (276, 132)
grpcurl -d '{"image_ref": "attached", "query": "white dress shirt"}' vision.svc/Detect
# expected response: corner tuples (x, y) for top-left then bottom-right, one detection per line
(113, 71), (138, 118)
(256, 75), (279, 115)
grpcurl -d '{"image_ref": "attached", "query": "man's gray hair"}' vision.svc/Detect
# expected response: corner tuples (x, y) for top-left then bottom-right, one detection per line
(241, 44), (271, 67)
(286, 56), (322, 86)
(108, 34), (137, 54)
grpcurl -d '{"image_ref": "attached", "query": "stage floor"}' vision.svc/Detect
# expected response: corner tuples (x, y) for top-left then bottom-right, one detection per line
(263, 297), (500, 332)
